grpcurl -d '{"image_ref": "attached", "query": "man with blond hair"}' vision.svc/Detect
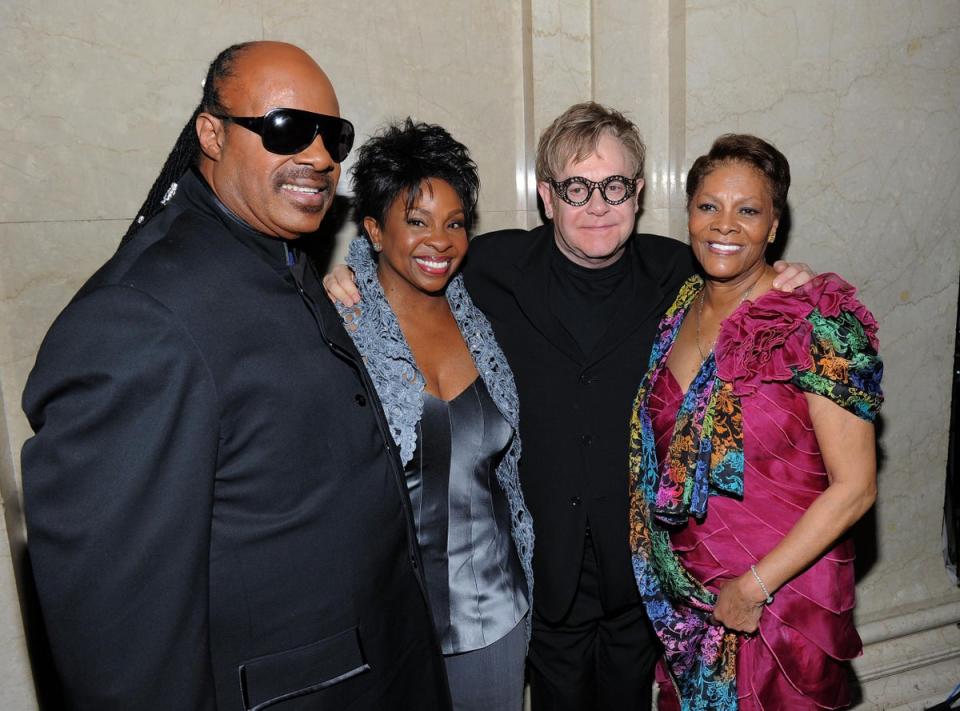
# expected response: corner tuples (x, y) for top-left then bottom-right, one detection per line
(464, 102), (683, 709)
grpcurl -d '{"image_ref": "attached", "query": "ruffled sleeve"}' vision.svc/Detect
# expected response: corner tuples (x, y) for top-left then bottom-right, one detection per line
(790, 274), (883, 421)
(715, 273), (883, 421)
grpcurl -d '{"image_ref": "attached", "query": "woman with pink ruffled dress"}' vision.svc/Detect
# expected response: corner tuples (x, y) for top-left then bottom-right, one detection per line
(628, 134), (883, 710)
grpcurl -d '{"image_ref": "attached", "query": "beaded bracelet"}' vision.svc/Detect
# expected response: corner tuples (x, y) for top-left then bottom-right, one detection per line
(750, 564), (774, 605)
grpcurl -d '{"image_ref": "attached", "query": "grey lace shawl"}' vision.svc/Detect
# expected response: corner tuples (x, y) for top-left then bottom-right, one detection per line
(337, 237), (534, 639)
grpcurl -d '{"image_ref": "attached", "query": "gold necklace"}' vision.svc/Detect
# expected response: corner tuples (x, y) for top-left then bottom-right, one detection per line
(695, 282), (756, 361)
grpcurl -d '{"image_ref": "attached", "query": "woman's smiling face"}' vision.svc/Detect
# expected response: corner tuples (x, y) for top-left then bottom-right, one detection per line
(367, 178), (468, 298)
(687, 161), (779, 285)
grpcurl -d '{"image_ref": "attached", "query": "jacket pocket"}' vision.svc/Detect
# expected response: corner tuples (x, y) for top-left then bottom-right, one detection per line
(238, 626), (371, 711)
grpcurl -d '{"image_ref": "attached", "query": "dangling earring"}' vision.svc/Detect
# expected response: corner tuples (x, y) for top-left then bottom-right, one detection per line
(767, 232), (776, 244)
(372, 242), (382, 252)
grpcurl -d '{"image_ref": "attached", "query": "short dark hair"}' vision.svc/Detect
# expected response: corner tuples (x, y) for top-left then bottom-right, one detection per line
(121, 41), (254, 244)
(685, 134), (791, 215)
(351, 119), (480, 235)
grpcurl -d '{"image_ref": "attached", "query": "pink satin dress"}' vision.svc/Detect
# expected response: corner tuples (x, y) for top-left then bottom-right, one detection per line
(649, 368), (860, 710)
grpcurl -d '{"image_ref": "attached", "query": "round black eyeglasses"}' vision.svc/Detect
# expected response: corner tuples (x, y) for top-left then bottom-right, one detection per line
(549, 175), (638, 206)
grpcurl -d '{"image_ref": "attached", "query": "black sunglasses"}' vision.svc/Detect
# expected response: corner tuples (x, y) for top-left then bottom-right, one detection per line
(213, 108), (355, 162)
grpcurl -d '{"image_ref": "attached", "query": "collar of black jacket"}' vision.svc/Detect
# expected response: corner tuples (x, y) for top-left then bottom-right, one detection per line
(176, 168), (303, 277)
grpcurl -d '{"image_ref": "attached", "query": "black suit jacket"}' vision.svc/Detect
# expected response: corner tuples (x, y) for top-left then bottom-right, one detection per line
(463, 224), (694, 621)
(21, 172), (450, 711)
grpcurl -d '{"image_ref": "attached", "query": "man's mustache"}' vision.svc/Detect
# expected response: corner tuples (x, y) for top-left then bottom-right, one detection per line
(276, 166), (335, 189)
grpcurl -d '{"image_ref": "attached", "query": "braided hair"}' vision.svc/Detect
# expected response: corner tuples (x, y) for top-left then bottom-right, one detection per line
(120, 42), (253, 245)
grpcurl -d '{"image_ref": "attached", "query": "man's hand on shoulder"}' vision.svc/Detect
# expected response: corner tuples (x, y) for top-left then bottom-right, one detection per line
(772, 260), (816, 292)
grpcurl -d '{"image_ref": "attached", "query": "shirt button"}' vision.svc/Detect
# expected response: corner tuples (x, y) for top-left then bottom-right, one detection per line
(580, 434), (593, 446)
(569, 496), (582, 507)
(354, 393), (367, 407)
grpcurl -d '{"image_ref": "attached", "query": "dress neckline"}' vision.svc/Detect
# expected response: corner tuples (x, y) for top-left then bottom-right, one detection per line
(423, 376), (480, 405)
(660, 366), (684, 397)
(668, 285), (779, 397)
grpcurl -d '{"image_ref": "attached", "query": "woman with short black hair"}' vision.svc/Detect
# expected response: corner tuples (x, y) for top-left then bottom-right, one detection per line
(338, 119), (533, 711)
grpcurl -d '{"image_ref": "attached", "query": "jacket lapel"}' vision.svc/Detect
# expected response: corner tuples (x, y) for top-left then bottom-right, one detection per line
(510, 224), (584, 365)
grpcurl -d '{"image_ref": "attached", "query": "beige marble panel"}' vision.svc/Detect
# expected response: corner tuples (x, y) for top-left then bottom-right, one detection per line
(262, 0), (534, 254)
(529, 0), (593, 135)
(0, 221), (121, 491)
(594, 0), (688, 240)
(0, 378), (36, 710)
(0, 539), (35, 710)
(685, 0), (960, 658)
(0, 0), (265, 225)
(265, 3), (528, 209)
(511, 0), (596, 228)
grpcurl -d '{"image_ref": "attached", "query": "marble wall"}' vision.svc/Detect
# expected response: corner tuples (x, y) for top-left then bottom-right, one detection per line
(1, 1), (957, 708)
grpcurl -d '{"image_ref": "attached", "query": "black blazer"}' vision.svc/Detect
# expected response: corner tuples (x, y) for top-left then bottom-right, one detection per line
(21, 172), (450, 711)
(463, 224), (694, 621)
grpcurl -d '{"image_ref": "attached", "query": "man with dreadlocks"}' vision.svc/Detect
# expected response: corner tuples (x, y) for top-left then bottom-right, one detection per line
(21, 41), (450, 711)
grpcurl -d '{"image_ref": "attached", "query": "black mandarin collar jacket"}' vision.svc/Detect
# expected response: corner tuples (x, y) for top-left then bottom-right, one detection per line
(463, 223), (695, 620)
(22, 169), (450, 710)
